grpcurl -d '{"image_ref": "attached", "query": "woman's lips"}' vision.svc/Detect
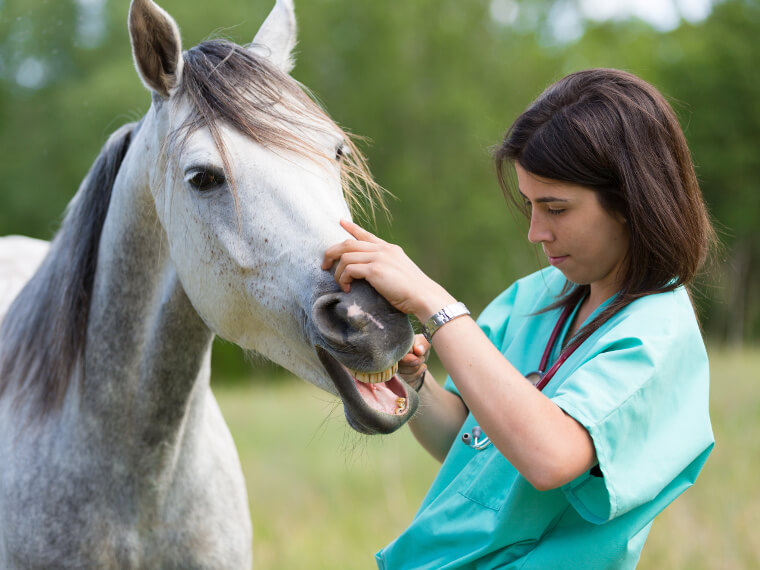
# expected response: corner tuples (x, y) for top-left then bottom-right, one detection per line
(547, 254), (569, 266)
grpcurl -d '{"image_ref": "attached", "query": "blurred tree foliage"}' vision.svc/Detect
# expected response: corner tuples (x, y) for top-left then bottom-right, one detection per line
(1, 0), (758, 378)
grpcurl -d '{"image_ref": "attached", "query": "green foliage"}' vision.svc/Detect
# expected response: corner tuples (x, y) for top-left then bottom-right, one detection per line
(2, 0), (759, 376)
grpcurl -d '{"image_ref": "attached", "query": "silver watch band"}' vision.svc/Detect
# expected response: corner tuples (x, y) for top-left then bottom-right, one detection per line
(421, 302), (470, 342)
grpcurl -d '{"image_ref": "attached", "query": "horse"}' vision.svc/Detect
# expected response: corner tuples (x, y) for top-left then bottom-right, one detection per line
(0, 0), (420, 567)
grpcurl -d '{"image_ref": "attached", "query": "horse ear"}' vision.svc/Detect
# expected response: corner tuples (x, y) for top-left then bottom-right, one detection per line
(250, 0), (297, 73)
(128, 0), (184, 98)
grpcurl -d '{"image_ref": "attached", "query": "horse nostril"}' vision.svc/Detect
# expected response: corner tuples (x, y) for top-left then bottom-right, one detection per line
(312, 290), (385, 347)
(311, 278), (413, 368)
(312, 293), (353, 344)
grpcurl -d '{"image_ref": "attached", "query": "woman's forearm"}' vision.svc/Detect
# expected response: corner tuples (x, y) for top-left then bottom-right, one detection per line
(408, 370), (469, 463)
(429, 315), (596, 490)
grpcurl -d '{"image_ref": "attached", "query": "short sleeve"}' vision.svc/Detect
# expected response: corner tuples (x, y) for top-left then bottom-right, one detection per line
(553, 293), (713, 524)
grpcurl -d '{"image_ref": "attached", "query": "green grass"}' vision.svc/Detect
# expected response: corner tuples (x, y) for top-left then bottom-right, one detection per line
(215, 346), (760, 569)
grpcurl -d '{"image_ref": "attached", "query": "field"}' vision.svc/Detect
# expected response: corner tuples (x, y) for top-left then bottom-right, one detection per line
(215, 347), (760, 569)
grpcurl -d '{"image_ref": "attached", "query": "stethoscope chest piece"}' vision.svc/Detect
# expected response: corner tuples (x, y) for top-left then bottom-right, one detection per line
(461, 425), (492, 450)
(525, 370), (543, 386)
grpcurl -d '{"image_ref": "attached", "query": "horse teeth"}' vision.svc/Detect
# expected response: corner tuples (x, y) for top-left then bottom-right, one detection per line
(350, 362), (399, 384)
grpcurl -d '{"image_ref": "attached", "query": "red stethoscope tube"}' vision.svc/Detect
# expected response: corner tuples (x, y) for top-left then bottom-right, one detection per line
(463, 303), (582, 450)
(527, 302), (581, 392)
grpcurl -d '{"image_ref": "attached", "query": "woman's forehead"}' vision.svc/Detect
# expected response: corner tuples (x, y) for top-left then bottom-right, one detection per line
(515, 163), (592, 201)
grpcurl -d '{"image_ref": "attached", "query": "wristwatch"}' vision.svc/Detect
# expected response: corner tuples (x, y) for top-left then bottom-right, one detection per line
(420, 302), (470, 342)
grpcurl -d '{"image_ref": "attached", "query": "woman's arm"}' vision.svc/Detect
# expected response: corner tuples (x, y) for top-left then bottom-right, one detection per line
(395, 336), (468, 462)
(408, 369), (469, 463)
(324, 220), (596, 490)
(430, 316), (596, 490)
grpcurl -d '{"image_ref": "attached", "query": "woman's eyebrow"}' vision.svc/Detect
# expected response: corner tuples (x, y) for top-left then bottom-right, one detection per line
(518, 189), (570, 203)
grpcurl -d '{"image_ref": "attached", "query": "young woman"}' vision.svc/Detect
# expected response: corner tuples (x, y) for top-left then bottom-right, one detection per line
(323, 69), (715, 569)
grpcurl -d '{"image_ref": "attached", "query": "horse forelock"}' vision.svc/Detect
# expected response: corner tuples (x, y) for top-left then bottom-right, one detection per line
(178, 40), (387, 223)
(0, 122), (137, 419)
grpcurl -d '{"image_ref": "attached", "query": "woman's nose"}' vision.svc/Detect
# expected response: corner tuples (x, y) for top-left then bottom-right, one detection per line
(527, 211), (553, 244)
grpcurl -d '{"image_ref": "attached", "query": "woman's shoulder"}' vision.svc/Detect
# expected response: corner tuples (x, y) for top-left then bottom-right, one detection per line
(614, 286), (699, 336)
(486, 266), (565, 310)
(587, 286), (706, 366)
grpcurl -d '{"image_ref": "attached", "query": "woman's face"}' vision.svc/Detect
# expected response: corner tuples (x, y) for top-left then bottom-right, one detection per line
(515, 163), (630, 302)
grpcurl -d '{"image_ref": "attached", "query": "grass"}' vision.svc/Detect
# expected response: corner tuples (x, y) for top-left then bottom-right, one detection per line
(215, 346), (760, 569)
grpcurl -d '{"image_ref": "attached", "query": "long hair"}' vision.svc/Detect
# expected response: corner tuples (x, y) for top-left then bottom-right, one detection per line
(0, 123), (136, 416)
(494, 68), (716, 349)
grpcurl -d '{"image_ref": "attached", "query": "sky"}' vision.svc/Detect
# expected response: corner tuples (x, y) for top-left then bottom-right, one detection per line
(490, 0), (717, 44)
(579, 0), (715, 30)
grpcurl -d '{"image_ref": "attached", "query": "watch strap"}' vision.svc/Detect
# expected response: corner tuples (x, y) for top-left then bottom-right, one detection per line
(421, 302), (470, 342)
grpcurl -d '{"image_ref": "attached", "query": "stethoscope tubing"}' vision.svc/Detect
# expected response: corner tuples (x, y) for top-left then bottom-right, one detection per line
(462, 303), (581, 450)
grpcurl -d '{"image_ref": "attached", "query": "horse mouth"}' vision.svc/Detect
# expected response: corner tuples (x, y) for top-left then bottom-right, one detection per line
(315, 347), (419, 435)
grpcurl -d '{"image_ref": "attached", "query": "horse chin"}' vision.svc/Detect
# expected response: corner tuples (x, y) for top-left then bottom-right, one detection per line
(315, 347), (419, 435)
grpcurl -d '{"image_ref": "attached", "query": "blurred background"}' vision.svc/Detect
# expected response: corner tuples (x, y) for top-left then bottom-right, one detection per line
(1, 0), (758, 568)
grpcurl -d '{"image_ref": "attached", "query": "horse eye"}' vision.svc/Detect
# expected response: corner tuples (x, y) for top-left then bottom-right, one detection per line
(335, 143), (347, 161)
(186, 169), (226, 191)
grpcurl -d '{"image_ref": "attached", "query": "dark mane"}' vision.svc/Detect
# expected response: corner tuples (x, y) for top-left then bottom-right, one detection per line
(0, 122), (136, 416)
(0, 40), (384, 419)
(179, 40), (385, 221)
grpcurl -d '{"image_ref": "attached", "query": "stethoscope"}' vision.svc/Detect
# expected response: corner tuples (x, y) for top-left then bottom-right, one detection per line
(462, 303), (580, 451)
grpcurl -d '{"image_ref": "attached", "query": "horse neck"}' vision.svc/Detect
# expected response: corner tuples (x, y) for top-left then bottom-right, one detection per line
(81, 150), (214, 458)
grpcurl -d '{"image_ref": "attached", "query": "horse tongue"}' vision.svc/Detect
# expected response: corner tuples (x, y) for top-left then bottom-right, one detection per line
(354, 379), (405, 415)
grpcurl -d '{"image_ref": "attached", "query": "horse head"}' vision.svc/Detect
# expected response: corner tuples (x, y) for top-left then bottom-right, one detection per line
(127, 0), (419, 434)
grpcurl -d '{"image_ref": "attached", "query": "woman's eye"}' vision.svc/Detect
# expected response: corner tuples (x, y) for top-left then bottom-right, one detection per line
(547, 208), (565, 216)
(186, 169), (225, 191)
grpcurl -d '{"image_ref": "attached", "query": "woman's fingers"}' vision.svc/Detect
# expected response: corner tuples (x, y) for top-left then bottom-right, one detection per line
(412, 334), (431, 357)
(331, 251), (378, 291)
(398, 354), (425, 377)
(339, 219), (385, 244)
(322, 219), (441, 318)
(398, 334), (431, 375)
(322, 237), (377, 271)
(322, 220), (395, 291)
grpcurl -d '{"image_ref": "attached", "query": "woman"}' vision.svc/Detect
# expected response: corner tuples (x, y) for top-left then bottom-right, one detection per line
(323, 69), (715, 569)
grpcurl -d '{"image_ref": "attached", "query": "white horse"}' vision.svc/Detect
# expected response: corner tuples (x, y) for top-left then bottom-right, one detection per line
(0, 236), (48, 321)
(0, 0), (419, 567)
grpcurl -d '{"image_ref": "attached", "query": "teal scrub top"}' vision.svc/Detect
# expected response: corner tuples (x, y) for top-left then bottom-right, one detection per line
(376, 267), (713, 569)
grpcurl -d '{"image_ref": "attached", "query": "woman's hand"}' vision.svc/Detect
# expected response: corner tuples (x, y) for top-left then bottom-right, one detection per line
(398, 334), (430, 389)
(322, 219), (455, 320)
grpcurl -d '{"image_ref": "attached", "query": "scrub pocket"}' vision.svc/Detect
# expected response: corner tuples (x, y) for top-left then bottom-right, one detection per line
(457, 446), (513, 511)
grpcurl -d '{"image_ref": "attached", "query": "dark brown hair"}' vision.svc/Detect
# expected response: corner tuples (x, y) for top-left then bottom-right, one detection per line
(494, 68), (716, 349)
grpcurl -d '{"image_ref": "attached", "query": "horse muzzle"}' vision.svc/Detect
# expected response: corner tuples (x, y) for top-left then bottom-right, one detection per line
(311, 278), (419, 435)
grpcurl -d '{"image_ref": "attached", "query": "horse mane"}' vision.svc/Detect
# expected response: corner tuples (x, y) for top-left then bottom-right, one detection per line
(179, 40), (387, 222)
(0, 41), (383, 418)
(0, 122), (136, 417)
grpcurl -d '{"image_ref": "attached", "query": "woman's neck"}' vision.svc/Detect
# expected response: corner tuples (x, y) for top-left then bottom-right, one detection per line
(566, 284), (616, 342)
